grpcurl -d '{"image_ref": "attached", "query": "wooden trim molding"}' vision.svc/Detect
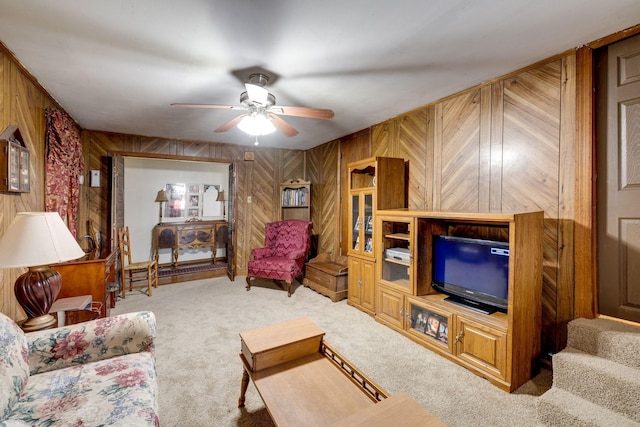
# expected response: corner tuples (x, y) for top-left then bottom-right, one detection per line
(574, 46), (597, 318)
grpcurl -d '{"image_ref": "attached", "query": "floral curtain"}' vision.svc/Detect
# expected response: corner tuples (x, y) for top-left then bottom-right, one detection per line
(45, 109), (84, 238)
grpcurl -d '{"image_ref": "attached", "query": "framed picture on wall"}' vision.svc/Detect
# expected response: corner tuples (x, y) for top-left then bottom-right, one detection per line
(188, 183), (200, 193)
(189, 194), (200, 207)
(165, 183), (186, 218)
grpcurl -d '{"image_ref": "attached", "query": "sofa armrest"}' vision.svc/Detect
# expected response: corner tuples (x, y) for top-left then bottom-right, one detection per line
(251, 247), (274, 260)
(26, 311), (156, 375)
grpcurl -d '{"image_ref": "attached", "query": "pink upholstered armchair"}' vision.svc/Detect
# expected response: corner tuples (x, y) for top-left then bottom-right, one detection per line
(246, 219), (313, 297)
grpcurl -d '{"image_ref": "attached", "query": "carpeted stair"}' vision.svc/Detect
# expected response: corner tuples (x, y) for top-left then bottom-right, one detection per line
(537, 318), (640, 426)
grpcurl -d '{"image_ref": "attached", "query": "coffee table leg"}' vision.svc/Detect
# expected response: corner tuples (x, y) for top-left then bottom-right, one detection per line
(238, 369), (250, 407)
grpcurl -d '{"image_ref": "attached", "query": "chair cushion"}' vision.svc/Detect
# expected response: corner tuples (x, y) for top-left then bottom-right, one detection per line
(7, 352), (158, 426)
(0, 313), (29, 422)
(247, 256), (304, 282)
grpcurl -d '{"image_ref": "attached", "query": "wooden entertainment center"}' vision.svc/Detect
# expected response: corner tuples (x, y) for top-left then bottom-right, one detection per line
(374, 209), (543, 392)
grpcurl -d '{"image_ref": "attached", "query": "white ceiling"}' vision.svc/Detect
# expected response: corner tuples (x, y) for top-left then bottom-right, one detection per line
(0, 1), (638, 151)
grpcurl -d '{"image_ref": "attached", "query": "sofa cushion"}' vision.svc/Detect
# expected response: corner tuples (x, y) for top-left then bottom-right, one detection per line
(0, 313), (29, 422)
(7, 352), (158, 426)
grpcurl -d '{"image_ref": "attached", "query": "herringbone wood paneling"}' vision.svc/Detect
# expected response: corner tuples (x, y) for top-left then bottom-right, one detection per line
(249, 149), (277, 254)
(502, 61), (562, 352)
(280, 150), (305, 182)
(372, 121), (393, 157)
(437, 90), (482, 212)
(307, 140), (340, 255)
(182, 141), (213, 158)
(397, 109), (427, 210)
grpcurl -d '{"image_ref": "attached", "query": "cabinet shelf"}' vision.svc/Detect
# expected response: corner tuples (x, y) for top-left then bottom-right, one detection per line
(280, 178), (310, 221)
(385, 233), (410, 240)
(383, 257), (410, 267)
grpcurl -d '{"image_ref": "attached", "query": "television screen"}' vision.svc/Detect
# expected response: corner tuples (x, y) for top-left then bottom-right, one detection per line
(432, 235), (509, 313)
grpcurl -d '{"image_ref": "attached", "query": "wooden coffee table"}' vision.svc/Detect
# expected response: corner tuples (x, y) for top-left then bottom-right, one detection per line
(238, 318), (446, 426)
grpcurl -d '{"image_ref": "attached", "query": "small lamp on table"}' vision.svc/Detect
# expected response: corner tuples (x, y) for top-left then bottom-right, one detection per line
(154, 189), (169, 224)
(216, 190), (226, 219)
(0, 212), (85, 331)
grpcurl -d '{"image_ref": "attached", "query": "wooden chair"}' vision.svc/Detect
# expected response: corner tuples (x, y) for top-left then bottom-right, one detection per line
(118, 226), (158, 298)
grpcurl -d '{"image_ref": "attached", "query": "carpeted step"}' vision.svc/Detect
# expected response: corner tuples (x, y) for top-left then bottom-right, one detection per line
(536, 387), (640, 427)
(552, 347), (640, 422)
(567, 318), (640, 369)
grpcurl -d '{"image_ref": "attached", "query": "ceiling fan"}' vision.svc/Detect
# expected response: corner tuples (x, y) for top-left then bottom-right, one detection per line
(171, 73), (334, 137)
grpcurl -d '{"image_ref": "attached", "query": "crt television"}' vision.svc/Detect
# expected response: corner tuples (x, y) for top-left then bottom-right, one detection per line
(431, 235), (509, 314)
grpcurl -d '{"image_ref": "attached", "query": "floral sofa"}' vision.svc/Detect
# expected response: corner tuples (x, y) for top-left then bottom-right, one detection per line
(0, 311), (159, 426)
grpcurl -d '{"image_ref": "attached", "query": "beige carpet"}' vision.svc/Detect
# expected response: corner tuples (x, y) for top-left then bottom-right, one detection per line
(112, 276), (552, 426)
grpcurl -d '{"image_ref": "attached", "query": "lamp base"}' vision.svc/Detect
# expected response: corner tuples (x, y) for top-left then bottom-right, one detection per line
(20, 314), (57, 332)
(14, 265), (62, 332)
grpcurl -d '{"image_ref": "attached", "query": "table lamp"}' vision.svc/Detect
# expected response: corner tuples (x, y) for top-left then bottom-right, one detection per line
(154, 189), (169, 224)
(0, 212), (85, 331)
(216, 190), (226, 219)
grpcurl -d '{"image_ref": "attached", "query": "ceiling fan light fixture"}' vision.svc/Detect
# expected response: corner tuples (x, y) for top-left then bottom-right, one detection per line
(245, 83), (269, 104)
(237, 113), (276, 136)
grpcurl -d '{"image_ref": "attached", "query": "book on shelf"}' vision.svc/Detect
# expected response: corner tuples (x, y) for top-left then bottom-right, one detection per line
(281, 187), (309, 207)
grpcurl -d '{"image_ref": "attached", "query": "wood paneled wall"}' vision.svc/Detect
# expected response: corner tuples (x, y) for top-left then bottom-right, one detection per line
(331, 55), (577, 353)
(307, 139), (341, 255)
(0, 48), (62, 321)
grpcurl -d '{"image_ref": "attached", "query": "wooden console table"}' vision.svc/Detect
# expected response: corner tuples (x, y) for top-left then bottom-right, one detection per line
(153, 220), (228, 267)
(238, 318), (445, 426)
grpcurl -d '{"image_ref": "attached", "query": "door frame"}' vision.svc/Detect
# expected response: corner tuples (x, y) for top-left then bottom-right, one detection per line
(575, 24), (640, 320)
(108, 151), (236, 278)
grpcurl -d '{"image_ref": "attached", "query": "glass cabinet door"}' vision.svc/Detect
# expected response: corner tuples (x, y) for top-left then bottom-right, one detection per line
(362, 193), (373, 254)
(350, 190), (375, 257)
(19, 148), (29, 192)
(351, 193), (361, 252)
(9, 144), (20, 191)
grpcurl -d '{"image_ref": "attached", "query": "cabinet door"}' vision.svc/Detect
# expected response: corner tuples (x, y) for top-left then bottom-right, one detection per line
(348, 190), (374, 258)
(405, 297), (453, 353)
(8, 143), (20, 191)
(348, 257), (375, 314)
(376, 285), (405, 330)
(455, 316), (507, 380)
(347, 256), (363, 306)
(360, 259), (375, 312)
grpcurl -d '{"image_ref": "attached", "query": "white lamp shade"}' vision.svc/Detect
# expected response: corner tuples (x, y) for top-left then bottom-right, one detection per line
(0, 212), (85, 268)
(237, 113), (276, 136)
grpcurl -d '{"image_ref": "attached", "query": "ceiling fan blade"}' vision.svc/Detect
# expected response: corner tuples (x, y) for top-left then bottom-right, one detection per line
(215, 114), (246, 133)
(268, 113), (299, 137)
(171, 103), (246, 111)
(270, 106), (334, 120)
